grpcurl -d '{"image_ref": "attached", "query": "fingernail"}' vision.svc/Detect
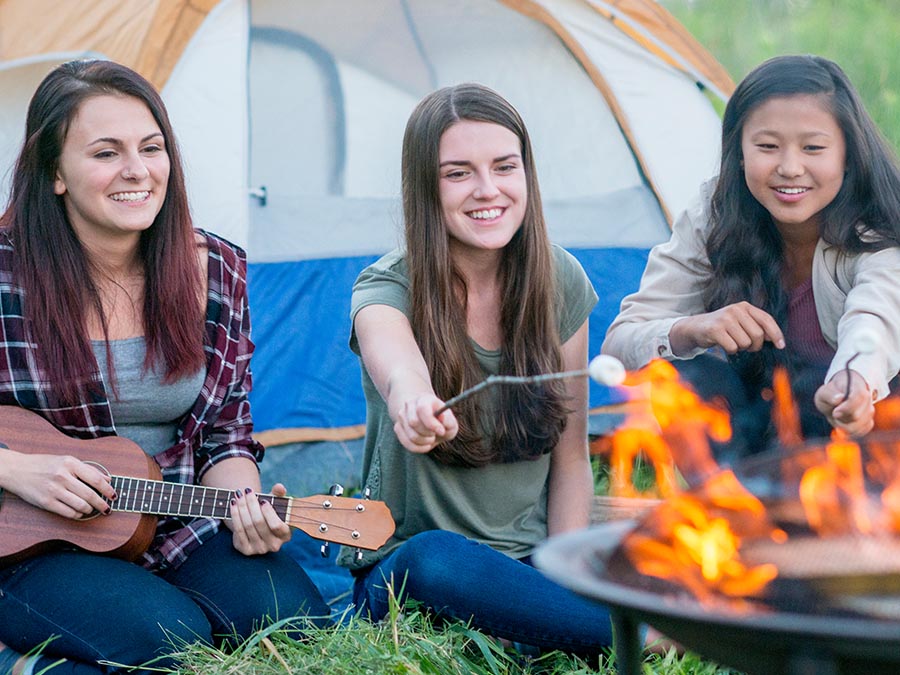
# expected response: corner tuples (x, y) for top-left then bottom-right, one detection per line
(104, 506), (111, 515)
(244, 487), (253, 494)
(235, 489), (243, 498)
(230, 498), (236, 505)
(111, 492), (117, 500)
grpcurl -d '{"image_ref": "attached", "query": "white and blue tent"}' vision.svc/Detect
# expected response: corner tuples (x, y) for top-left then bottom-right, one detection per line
(0, 0), (734, 446)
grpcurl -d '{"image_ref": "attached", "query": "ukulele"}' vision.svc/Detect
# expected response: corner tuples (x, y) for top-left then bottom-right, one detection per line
(0, 406), (394, 564)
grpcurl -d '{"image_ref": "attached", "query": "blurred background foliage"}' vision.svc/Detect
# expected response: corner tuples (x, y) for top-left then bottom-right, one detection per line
(659, 0), (900, 153)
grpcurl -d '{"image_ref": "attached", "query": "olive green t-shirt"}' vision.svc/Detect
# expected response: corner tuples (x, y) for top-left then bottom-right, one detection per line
(339, 245), (598, 570)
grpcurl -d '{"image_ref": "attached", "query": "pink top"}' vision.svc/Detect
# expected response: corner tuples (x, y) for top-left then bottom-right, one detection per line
(786, 278), (835, 366)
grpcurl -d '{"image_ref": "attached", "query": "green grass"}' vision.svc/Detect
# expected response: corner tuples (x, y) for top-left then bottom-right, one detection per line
(659, 0), (900, 155)
(167, 591), (738, 675)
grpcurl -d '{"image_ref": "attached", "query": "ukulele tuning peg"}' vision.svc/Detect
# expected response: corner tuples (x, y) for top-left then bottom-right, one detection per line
(328, 483), (344, 497)
(354, 548), (363, 563)
(320, 541), (330, 558)
(363, 487), (371, 500)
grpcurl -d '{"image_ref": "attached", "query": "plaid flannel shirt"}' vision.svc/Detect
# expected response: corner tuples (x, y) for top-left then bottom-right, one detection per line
(0, 228), (264, 571)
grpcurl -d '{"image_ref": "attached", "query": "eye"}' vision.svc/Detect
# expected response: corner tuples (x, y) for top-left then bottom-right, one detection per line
(142, 144), (165, 155)
(93, 150), (117, 159)
(495, 163), (518, 173)
(804, 144), (826, 152)
(755, 143), (777, 150)
(443, 169), (469, 180)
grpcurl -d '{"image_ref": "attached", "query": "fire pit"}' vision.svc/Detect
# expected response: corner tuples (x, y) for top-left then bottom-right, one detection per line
(535, 520), (900, 675)
(535, 436), (900, 675)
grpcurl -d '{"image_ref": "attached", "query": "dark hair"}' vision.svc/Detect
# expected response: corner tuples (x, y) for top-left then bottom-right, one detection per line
(402, 82), (568, 467)
(0, 59), (204, 404)
(704, 54), (900, 382)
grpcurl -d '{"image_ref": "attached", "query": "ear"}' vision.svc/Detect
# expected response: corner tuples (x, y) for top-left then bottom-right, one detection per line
(53, 173), (66, 196)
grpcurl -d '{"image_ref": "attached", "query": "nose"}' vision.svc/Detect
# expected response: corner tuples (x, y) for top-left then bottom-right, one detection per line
(121, 152), (150, 181)
(473, 171), (500, 200)
(776, 149), (804, 179)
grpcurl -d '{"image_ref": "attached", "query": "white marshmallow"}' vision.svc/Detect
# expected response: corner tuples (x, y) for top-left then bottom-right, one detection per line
(588, 354), (626, 386)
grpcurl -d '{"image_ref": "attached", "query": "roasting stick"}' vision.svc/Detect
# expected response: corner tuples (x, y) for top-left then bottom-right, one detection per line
(434, 355), (626, 416)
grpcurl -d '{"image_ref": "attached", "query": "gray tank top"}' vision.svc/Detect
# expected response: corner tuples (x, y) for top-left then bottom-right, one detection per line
(92, 337), (205, 456)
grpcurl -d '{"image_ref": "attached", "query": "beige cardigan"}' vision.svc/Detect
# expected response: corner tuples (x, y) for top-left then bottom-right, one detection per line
(602, 181), (900, 400)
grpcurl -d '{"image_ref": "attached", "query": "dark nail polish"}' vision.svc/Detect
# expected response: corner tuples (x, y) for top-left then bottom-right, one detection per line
(104, 506), (111, 515)
(235, 489), (243, 497)
(244, 487), (253, 494)
(230, 498), (236, 505)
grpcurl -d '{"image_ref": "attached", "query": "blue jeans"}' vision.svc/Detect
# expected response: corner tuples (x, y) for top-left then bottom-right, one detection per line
(0, 530), (330, 674)
(352, 530), (613, 655)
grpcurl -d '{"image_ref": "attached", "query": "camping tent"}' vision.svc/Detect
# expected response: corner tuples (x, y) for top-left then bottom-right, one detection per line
(0, 0), (734, 445)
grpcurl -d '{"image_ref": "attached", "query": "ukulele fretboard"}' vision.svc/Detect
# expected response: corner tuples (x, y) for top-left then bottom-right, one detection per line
(108, 477), (290, 521)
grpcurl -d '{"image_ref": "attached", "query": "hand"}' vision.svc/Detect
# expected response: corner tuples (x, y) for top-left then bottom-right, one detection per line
(228, 482), (292, 555)
(814, 370), (875, 436)
(392, 394), (459, 454)
(669, 302), (785, 356)
(7, 452), (115, 519)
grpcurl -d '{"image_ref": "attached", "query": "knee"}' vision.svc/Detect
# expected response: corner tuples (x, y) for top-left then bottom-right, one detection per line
(385, 531), (474, 597)
(145, 599), (213, 650)
(109, 599), (211, 667)
(224, 561), (331, 636)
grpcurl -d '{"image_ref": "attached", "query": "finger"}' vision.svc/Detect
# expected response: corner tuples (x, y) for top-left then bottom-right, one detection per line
(396, 418), (436, 446)
(733, 315), (771, 352)
(72, 468), (117, 513)
(413, 403), (445, 436)
(53, 487), (107, 518)
(229, 490), (258, 547)
(744, 305), (785, 348)
(259, 500), (291, 542)
(394, 421), (436, 453)
(709, 327), (740, 354)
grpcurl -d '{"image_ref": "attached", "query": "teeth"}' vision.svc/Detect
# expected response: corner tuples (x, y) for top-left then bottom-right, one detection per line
(775, 187), (807, 195)
(110, 191), (149, 202)
(469, 208), (502, 220)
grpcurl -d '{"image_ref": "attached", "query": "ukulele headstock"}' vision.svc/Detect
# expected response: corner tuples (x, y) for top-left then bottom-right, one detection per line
(285, 485), (394, 553)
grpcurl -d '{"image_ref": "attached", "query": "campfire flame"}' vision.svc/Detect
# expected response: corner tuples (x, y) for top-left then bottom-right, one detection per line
(798, 431), (873, 536)
(596, 358), (900, 605)
(623, 470), (782, 601)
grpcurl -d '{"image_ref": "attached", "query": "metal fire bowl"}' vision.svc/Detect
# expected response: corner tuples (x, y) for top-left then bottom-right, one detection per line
(534, 521), (900, 675)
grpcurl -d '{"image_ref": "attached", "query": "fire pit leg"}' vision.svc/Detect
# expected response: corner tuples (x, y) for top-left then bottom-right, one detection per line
(610, 610), (642, 675)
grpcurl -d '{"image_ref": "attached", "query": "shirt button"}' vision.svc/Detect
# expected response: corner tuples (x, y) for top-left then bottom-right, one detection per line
(657, 344), (667, 356)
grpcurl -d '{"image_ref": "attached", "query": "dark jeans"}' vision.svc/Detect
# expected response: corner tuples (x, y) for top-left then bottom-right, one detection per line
(673, 353), (832, 465)
(0, 530), (330, 674)
(352, 529), (613, 656)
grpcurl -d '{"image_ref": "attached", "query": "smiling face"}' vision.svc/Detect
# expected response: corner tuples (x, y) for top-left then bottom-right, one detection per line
(741, 94), (846, 239)
(438, 120), (527, 258)
(53, 94), (170, 247)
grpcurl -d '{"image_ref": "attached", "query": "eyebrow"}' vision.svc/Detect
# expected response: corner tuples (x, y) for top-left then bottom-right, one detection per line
(86, 132), (164, 147)
(439, 153), (521, 167)
(749, 129), (833, 138)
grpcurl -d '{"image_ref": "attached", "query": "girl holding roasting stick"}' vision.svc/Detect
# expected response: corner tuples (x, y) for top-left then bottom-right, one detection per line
(603, 55), (900, 457)
(341, 82), (618, 655)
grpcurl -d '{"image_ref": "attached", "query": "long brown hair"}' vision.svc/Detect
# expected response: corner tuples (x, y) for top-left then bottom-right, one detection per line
(0, 59), (205, 404)
(402, 83), (568, 467)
